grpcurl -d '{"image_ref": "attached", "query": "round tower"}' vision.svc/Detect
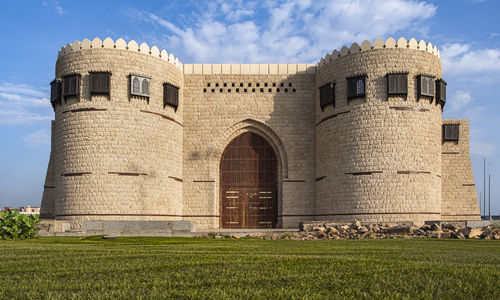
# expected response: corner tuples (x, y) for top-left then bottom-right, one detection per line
(315, 37), (443, 225)
(44, 38), (184, 229)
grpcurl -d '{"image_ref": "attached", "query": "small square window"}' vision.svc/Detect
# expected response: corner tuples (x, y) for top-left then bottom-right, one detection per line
(50, 79), (62, 108)
(236, 88), (240, 92)
(319, 83), (335, 111)
(443, 124), (459, 142)
(62, 74), (81, 99)
(248, 83), (252, 87)
(228, 89), (231, 93)
(240, 83), (243, 87)
(268, 88), (272, 92)
(130, 74), (150, 98)
(288, 83), (292, 87)
(232, 83), (235, 87)
(264, 83), (268, 87)
(260, 88), (264, 92)
(256, 83), (260, 87)
(417, 75), (435, 99)
(292, 88), (296, 93)
(252, 88), (256, 92)
(284, 88), (288, 92)
(220, 88), (223, 93)
(89, 72), (111, 95)
(223, 83), (227, 87)
(387, 73), (408, 98)
(347, 75), (366, 100)
(280, 83), (284, 87)
(436, 79), (447, 108)
(215, 83), (219, 87)
(163, 82), (179, 111)
(244, 88), (248, 93)
(211, 89), (215, 93)
(207, 83), (211, 87)
(203, 88), (207, 93)
(272, 83), (276, 87)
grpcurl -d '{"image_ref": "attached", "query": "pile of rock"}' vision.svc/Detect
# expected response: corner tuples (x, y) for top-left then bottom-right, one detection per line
(203, 221), (500, 240)
(294, 221), (500, 240)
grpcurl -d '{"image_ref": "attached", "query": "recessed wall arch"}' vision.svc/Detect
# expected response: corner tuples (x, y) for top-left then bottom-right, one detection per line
(211, 119), (289, 228)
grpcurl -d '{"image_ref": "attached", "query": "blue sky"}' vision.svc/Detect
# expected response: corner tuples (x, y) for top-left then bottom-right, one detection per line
(0, 0), (499, 215)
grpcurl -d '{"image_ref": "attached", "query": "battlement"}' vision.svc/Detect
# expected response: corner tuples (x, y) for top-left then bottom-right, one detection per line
(183, 63), (317, 75)
(318, 37), (440, 68)
(57, 37), (183, 71)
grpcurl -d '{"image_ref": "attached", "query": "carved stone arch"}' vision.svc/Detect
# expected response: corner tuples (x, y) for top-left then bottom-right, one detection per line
(212, 119), (288, 228)
(214, 119), (288, 179)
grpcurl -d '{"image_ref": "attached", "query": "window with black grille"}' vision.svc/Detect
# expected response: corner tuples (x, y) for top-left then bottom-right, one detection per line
(62, 74), (81, 99)
(163, 83), (179, 111)
(347, 75), (366, 100)
(130, 74), (151, 98)
(387, 73), (408, 98)
(319, 82), (335, 111)
(436, 79), (447, 108)
(443, 124), (459, 142)
(417, 75), (435, 100)
(50, 79), (62, 108)
(89, 72), (111, 95)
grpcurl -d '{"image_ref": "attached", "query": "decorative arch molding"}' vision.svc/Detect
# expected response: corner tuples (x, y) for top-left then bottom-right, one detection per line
(213, 119), (289, 178)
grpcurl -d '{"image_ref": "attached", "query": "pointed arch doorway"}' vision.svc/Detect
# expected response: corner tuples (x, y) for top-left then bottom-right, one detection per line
(220, 132), (278, 229)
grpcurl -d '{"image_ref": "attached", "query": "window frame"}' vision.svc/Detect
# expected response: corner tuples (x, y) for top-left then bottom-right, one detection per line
(62, 74), (81, 101)
(50, 79), (62, 108)
(346, 75), (366, 102)
(417, 75), (435, 101)
(436, 79), (447, 108)
(319, 82), (335, 111)
(386, 72), (408, 99)
(129, 74), (151, 98)
(89, 71), (111, 96)
(163, 82), (179, 111)
(442, 124), (459, 143)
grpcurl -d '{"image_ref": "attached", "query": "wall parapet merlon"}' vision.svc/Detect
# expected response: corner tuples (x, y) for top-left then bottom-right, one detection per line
(183, 63), (316, 75)
(318, 37), (440, 68)
(57, 37), (183, 71)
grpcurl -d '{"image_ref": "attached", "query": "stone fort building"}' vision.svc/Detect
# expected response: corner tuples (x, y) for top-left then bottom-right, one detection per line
(40, 37), (480, 230)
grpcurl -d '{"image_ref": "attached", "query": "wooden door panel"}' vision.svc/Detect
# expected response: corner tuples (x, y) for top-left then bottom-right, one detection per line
(220, 132), (278, 229)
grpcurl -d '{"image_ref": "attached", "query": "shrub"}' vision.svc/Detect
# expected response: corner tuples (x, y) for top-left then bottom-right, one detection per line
(0, 209), (40, 240)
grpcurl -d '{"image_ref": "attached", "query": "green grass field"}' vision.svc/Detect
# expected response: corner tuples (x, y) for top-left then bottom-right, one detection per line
(0, 237), (498, 299)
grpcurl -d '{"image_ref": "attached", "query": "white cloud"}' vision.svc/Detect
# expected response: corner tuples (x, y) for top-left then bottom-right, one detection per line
(447, 90), (472, 112)
(23, 129), (50, 147)
(43, 0), (65, 16)
(0, 82), (52, 125)
(441, 43), (500, 76)
(126, 0), (437, 63)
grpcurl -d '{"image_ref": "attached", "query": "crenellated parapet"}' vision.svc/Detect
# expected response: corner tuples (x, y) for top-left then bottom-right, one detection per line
(318, 37), (440, 68)
(57, 37), (183, 71)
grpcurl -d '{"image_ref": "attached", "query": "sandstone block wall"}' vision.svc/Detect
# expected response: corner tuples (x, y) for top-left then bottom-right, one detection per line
(183, 64), (316, 229)
(441, 119), (481, 220)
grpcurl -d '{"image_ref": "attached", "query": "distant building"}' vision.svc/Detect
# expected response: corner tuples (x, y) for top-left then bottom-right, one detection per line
(18, 206), (40, 215)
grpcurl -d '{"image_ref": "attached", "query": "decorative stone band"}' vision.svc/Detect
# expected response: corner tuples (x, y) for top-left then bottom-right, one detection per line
(57, 37), (183, 71)
(183, 63), (317, 75)
(318, 37), (440, 69)
(62, 107), (108, 114)
(279, 212), (441, 217)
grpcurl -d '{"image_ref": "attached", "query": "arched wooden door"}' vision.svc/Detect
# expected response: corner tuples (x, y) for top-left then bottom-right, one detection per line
(220, 132), (278, 229)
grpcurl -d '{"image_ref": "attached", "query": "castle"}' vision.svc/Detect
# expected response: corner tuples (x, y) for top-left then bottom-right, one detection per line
(40, 37), (480, 230)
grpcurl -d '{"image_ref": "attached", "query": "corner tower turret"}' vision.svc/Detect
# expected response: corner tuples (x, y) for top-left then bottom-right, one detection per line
(315, 37), (443, 225)
(40, 38), (184, 229)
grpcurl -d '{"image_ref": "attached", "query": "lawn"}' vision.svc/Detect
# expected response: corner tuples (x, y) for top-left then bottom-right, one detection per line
(0, 237), (498, 299)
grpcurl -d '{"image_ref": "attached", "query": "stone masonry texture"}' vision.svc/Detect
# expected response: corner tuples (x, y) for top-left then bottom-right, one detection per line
(40, 37), (480, 230)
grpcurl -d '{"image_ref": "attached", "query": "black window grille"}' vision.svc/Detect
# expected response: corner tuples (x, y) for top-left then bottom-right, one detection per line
(436, 79), (447, 108)
(387, 73), (408, 97)
(163, 83), (179, 111)
(347, 75), (366, 100)
(319, 82), (335, 111)
(89, 72), (111, 95)
(443, 124), (459, 142)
